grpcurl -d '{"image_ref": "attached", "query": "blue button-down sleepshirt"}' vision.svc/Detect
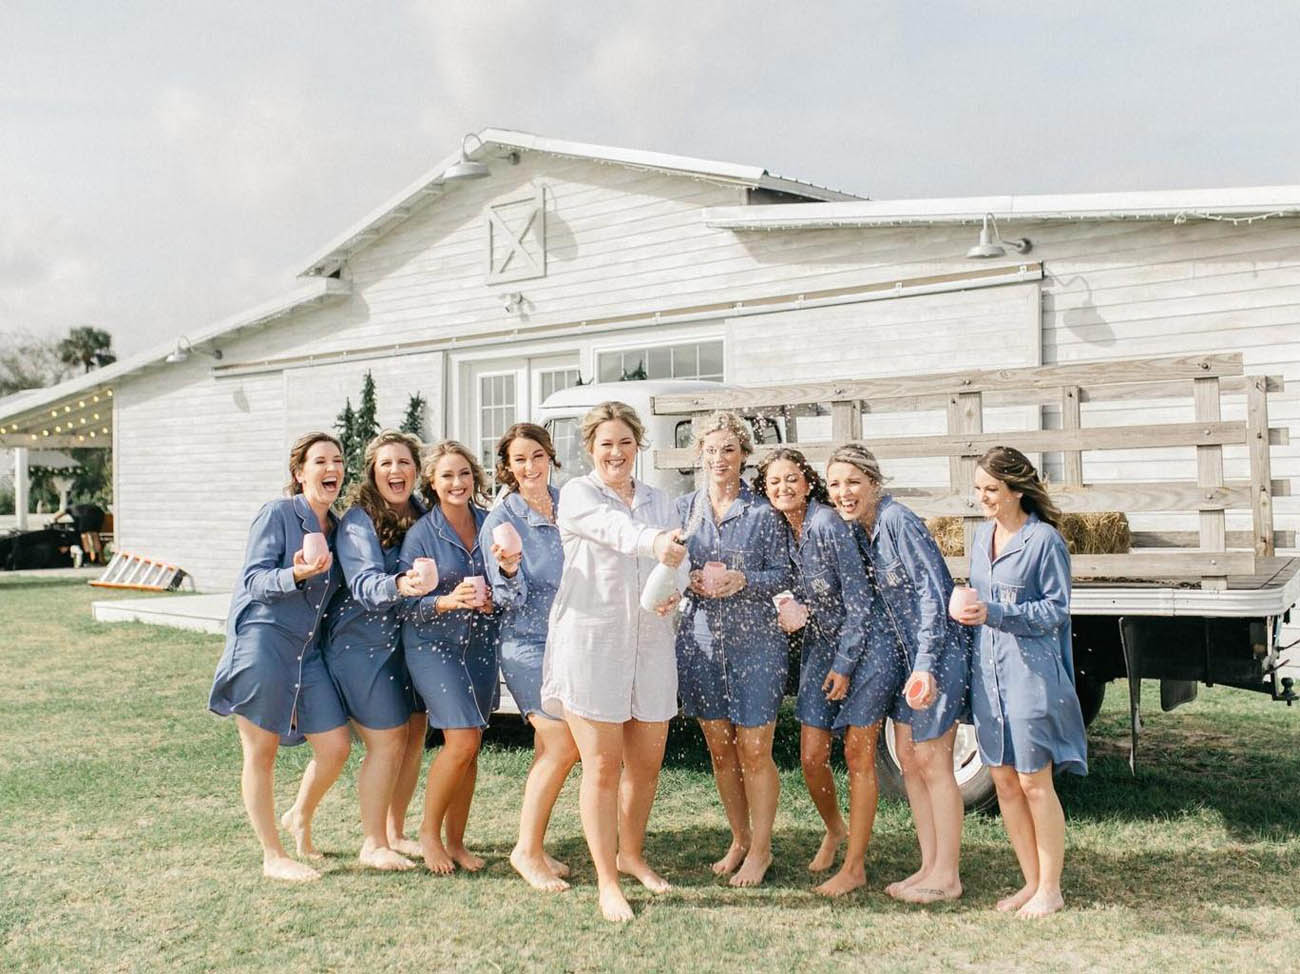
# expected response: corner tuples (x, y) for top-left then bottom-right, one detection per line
(968, 514), (1087, 775)
(208, 494), (348, 745)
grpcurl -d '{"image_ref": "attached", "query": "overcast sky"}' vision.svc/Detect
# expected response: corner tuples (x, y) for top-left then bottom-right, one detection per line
(3, 1), (1298, 358)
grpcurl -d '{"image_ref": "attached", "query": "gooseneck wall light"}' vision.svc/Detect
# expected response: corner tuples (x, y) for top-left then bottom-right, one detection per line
(966, 213), (1033, 259)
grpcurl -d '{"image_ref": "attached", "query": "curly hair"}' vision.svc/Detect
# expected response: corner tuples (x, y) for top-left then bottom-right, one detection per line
(753, 447), (829, 505)
(692, 410), (754, 458)
(976, 445), (1062, 529)
(422, 439), (492, 508)
(284, 431), (344, 497)
(494, 422), (561, 492)
(343, 430), (425, 549)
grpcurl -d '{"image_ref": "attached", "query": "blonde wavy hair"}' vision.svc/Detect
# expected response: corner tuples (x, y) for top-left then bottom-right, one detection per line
(692, 410), (753, 458)
(580, 401), (647, 453)
(422, 439), (491, 508)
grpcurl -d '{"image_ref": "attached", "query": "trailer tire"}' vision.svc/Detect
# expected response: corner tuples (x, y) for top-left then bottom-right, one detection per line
(1075, 673), (1107, 727)
(876, 719), (996, 812)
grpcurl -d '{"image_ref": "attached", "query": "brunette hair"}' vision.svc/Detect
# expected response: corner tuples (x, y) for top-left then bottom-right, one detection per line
(344, 430), (425, 549)
(494, 423), (561, 492)
(692, 410), (753, 458)
(753, 447), (829, 505)
(422, 439), (491, 508)
(285, 431), (344, 496)
(580, 401), (647, 453)
(976, 445), (1062, 529)
(826, 442), (889, 485)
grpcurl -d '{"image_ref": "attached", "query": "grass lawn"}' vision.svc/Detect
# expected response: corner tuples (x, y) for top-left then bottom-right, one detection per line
(3, 577), (1300, 972)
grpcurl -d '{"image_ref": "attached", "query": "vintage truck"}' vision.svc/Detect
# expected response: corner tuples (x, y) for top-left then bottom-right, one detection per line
(533, 354), (1298, 807)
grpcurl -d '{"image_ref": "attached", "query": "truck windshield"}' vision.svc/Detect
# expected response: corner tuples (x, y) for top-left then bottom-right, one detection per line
(547, 417), (592, 487)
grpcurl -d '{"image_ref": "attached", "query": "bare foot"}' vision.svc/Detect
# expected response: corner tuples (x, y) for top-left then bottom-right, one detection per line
(813, 865), (866, 898)
(598, 883), (634, 923)
(544, 852), (570, 878)
(263, 855), (321, 882)
(899, 882), (963, 904)
(279, 809), (324, 861)
(885, 866), (927, 899)
(729, 849), (772, 888)
(511, 847), (569, 892)
(996, 883), (1036, 912)
(808, 824), (847, 872)
(616, 853), (671, 894)
(447, 843), (486, 872)
(711, 841), (749, 876)
(1017, 889), (1065, 918)
(388, 834), (423, 858)
(420, 832), (455, 875)
(358, 841), (416, 872)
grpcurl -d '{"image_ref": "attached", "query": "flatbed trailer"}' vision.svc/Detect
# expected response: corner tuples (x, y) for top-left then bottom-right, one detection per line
(648, 353), (1298, 805)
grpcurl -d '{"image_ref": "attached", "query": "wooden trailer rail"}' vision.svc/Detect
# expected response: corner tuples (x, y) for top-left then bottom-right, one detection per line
(650, 354), (1289, 590)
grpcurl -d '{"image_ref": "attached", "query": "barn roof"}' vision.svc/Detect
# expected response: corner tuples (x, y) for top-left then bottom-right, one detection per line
(703, 184), (1300, 230)
(295, 127), (864, 277)
(0, 279), (350, 447)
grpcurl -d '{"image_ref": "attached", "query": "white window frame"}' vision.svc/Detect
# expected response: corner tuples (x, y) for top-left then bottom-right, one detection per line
(590, 334), (726, 384)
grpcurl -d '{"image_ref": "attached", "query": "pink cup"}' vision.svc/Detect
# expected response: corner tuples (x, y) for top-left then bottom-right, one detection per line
(702, 560), (728, 592)
(301, 532), (328, 564)
(466, 575), (487, 606)
(905, 674), (928, 708)
(492, 522), (523, 557)
(413, 557), (439, 590)
(948, 585), (979, 621)
(778, 598), (808, 630)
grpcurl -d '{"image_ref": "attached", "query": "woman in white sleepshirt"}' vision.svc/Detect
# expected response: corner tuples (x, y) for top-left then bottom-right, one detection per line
(541, 400), (686, 923)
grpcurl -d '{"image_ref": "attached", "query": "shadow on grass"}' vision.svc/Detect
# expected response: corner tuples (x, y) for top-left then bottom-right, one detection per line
(487, 697), (1300, 844)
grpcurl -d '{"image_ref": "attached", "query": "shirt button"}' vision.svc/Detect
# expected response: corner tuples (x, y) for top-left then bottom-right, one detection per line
(294, 683), (300, 688)
(297, 655), (303, 661)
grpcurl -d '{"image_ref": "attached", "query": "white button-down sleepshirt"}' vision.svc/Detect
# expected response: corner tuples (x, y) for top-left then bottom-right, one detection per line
(541, 470), (683, 723)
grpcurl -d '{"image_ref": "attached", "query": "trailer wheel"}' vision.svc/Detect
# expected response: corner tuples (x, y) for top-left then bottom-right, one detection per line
(876, 719), (996, 811)
(1075, 673), (1107, 727)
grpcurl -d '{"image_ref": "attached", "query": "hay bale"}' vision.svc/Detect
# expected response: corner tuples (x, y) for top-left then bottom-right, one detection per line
(1060, 511), (1131, 555)
(925, 511), (1131, 557)
(926, 516), (965, 556)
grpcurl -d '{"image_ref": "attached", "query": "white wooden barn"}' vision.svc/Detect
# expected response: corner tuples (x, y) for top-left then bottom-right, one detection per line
(2, 127), (1298, 591)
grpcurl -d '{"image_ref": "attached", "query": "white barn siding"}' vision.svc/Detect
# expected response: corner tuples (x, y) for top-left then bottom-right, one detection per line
(115, 362), (286, 591)
(103, 150), (1300, 591)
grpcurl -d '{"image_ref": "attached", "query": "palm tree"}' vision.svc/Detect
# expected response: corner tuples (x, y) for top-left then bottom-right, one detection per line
(57, 326), (117, 374)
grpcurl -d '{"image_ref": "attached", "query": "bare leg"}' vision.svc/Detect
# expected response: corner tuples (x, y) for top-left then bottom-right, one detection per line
(800, 724), (846, 872)
(387, 711), (427, 856)
(616, 718), (671, 894)
(815, 723), (878, 897)
(900, 726), (964, 903)
(353, 723), (415, 870)
(443, 752), (484, 871)
(731, 721), (779, 887)
(990, 764), (1039, 912)
(566, 713), (632, 922)
(511, 714), (579, 892)
(419, 727), (480, 874)
(281, 726), (351, 859)
(697, 719), (750, 875)
(1016, 766), (1066, 918)
(233, 716), (318, 882)
(886, 722), (933, 898)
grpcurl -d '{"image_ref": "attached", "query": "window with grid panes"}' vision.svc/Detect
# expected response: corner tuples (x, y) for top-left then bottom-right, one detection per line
(595, 340), (723, 383)
(478, 373), (517, 475)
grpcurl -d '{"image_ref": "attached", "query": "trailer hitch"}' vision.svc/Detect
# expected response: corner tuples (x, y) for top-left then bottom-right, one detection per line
(1280, 677), (1296, 706)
